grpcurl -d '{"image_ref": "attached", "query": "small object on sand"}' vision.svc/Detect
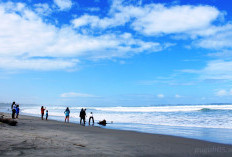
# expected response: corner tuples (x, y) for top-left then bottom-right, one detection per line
(98, 119), (107, 126)
(0, 117), (17, 126)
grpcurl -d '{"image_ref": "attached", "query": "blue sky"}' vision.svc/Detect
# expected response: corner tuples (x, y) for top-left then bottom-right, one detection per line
(0, 0), (232, 106)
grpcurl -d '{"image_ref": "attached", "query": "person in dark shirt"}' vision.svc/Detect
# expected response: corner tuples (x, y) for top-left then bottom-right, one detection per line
(11, 102), (16, 119)
(46, 110), (48, 120)
(79, 108), (86, 125)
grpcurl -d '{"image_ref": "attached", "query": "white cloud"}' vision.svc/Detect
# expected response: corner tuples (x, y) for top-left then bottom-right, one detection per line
(72, 2), (220, 36)
(215, 89), (232, 97)
(0, 2), (165, 71)
(157, 94), (164, 98)
(0, 57), (78, 71)
(34, 3), (52, 16)
(54, 0), (72, 10)
(182, 60), (232, 80)
(175, 94), (182, 98)
(216, 89), (227, 96)
(195, 24), (232, 49)
(60, 92), (96, 98)
(208, 50), (232, 59)
(132, 5), (220, 35)
(86, 7), (100, 12)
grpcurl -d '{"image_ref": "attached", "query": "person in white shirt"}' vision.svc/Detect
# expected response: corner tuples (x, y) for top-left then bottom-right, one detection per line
(89, 112), (94, 125)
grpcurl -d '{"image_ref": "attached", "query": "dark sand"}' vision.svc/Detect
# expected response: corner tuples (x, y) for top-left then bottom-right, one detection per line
(1, 112), (232, 157)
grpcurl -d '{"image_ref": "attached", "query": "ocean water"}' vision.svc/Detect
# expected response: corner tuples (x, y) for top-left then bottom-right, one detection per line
(1, 103), (232, 145)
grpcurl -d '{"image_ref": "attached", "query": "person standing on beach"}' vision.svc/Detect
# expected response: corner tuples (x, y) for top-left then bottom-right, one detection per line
(11, 102), (16, 119)
(46, 110), (48, 120)
(16, 104), (20, 118)
(41, 106), (45, 120)
(89, 112), (94, 125)
(64, 107), (70, 123)
(79, 108), (86, 125)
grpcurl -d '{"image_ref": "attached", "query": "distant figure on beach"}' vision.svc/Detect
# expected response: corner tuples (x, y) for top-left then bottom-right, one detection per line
(89, 112), (94, 125)
(11, 102), (16, 119)
(16, 104), (20, 118)
(79, 108), (86, 125)
(46, 110), (48, 120)
(41, 106), (45, 120)
(64, 107), (70, 123)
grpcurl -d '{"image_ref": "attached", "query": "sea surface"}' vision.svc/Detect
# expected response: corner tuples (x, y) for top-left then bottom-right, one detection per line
(1, 103), (232, 145)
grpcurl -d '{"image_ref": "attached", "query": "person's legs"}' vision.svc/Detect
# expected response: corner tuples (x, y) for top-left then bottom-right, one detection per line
(67, 116), (69, 123)
(83, 117), (85, 125)
(41, 113), (44, 120)
(13, 110), (16, 119)
(92, 117), (94, 124)
(89, 117), (94, 124)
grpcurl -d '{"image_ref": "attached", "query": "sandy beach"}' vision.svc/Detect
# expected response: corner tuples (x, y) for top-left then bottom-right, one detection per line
(1, 112), (232, 157)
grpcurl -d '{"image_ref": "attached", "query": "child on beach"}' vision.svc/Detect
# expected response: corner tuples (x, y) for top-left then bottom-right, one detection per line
(64, 107), (70, 123)
(16, 105), (20, 118)
(46, 110), (48, 120)
(41, 106), (45, 120)
(89, 112), (94, 125)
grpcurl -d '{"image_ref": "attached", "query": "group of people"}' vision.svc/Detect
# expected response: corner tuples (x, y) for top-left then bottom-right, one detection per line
(64, 107), (94, 125)
(40, 106), (94, 125)
(41, 106), (48, 120)
(11, 101), (20, 119)
(11, 101), (96, 125)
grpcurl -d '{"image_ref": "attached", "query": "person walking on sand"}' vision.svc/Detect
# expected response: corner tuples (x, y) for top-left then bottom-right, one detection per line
(64, 107), (70, 123)
(79, 108), (86, 125)
(16, 104), (20, 118)
(41, 106), (45, 120)
(89, 112), (94, 125)
(11, 102), (16, 119)
(46, 110), (48, 120)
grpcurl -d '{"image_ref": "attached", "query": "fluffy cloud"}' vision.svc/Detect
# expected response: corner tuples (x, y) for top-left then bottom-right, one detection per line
(215, 89), (227, 96)
(0, 57), (78, 71)
(34, 3), (52, 16)
(157, 94), (164, 98)
(0, 2), (164, 70)
(175, 94), (182, 98)
(60, 92), (96, 98)
(53, 0), (72, 10)
(72, 2), (220, 35)
(182, 60), (232, 80)
(132, 5), (219, 35)
(215, 89), (232, 97)
(195, 24), (232, 49)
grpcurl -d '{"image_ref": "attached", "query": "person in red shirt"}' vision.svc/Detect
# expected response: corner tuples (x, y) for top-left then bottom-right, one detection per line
(41, 106), (45, 120)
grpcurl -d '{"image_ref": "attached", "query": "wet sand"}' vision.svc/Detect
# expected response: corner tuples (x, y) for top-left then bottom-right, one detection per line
(0, 112), (232, 157)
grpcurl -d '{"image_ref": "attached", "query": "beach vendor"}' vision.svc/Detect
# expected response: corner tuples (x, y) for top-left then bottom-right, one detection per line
(64, 107), (70, 123)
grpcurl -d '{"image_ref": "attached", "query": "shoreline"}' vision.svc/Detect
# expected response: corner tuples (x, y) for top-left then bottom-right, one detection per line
(8, 111), (232, 145)
(1, 112), (232, 156)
